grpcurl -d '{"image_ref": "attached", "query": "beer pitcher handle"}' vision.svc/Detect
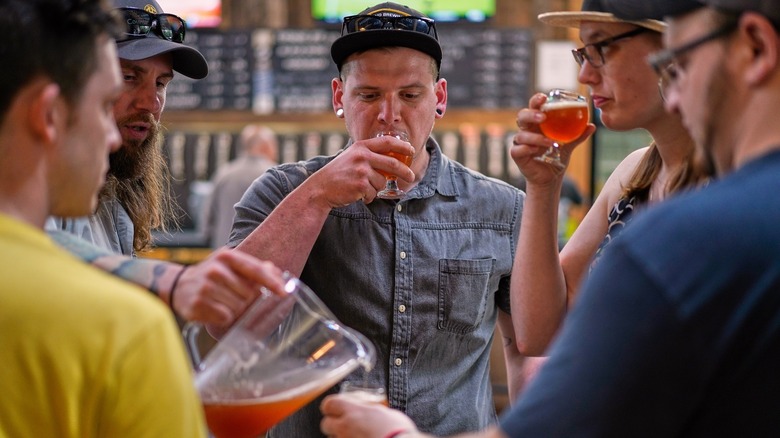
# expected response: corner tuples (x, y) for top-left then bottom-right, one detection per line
(183, 322), (204, 369)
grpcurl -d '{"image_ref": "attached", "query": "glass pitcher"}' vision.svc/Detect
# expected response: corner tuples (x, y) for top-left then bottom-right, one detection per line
(184, 274), (375, 438)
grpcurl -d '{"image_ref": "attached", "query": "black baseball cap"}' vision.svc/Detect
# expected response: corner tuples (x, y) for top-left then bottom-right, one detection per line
(330, 2), (442, 72)
(602, 0), (780, 27)
(113, 0), (209, 79)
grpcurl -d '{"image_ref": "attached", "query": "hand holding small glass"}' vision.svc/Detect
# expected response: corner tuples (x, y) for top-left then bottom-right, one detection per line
(534, 89), (590, 169)
(339, 381), (388, 406)
(374, 131), (413, 199)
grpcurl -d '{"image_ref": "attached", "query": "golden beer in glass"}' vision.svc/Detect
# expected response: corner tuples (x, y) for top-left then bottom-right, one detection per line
(375, 131), (413, 199)
(535, 89), (589, 168)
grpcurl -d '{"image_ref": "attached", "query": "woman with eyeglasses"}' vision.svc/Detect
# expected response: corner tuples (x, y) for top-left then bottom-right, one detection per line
(507, 0), (710, 364)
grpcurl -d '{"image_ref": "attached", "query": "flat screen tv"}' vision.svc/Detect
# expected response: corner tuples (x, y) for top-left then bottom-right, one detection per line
(312, 0), (495, 23)
(161, 0), (221, 28)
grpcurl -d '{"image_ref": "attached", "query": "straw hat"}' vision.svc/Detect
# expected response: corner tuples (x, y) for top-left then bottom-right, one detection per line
(538, 0), (666, 32)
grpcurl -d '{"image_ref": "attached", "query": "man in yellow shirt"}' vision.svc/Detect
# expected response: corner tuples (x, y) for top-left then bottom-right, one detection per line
(0, 0), (206, 435)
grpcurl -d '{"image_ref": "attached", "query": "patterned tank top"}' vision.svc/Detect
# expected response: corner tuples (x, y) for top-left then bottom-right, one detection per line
(589, 195), (640, 272)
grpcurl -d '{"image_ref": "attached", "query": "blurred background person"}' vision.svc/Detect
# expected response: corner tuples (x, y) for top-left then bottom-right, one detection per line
(202, 124), (278, 249)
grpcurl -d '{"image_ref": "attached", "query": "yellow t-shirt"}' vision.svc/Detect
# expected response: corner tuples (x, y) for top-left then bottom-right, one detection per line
(0, 214), (206, 437)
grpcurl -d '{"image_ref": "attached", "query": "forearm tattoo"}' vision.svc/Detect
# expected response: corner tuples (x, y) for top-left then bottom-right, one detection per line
(48, 229), (170, 297)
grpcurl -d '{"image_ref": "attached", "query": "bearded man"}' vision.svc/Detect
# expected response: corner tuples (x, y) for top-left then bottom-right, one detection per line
(47, 0), (208, 256)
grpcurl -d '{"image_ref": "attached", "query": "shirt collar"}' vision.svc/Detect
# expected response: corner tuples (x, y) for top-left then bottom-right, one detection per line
(413, 136), (459, 199)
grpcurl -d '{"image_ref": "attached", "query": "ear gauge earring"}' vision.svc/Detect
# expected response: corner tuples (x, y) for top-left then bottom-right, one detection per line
(336, 108), (345, 118)
(435, 108), (443, 116)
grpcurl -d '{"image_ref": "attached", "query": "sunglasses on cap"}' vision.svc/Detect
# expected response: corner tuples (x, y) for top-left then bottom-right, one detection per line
(117, 7), (187, 43)
(341, 14), (438, 40)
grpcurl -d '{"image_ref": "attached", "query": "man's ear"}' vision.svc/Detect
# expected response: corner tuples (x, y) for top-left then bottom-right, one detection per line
(26, 82), (63, 144)
(740, 12), (779, 86)
(332, 77), (345, 116)
(434, 78), (448, 119)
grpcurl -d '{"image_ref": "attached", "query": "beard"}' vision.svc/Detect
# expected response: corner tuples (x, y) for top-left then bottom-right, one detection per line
(109, 113), (162, 181)
(99, 112), (178, 252)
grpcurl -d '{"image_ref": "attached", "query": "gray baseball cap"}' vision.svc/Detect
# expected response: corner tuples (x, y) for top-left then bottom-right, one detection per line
(113, 0), (208, 79)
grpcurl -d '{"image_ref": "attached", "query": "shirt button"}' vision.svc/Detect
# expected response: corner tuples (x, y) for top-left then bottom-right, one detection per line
(398, 305), (406, 313)
(394, 358), (403, 366)
(397, 204), (402, 212)
(400, 251), (407, 260)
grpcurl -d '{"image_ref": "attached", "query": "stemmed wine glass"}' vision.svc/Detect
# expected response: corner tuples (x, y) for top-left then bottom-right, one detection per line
(375, 131), (413, 199)
(534, 89), (589, 169)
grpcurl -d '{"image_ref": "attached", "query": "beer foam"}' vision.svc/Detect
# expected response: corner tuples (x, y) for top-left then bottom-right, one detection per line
(541, 100), (588, 111)
(202, 362), (355, 405)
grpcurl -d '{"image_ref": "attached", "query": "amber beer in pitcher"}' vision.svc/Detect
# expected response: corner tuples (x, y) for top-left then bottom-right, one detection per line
(539, 100), (589, 144)
(203, 387), (323, 438)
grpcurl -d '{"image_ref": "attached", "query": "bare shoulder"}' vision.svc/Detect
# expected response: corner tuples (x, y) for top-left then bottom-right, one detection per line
(588, 146), (649, 217)
(611, 146), (650, 183)
(602, 147), (649, 193)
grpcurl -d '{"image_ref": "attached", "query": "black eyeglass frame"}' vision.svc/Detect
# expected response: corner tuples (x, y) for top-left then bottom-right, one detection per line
(116, 7), (187, 44)
(571, 27), (649, 68)
(341, 14), (438, 40)
(648, 20), (738, 89)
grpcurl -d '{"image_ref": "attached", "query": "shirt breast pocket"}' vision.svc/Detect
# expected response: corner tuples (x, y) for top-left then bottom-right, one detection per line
(437, 258), (495, 334)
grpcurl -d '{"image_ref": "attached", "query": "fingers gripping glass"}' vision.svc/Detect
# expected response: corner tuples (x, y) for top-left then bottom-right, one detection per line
(117, 7), (187, 43)
(341, 14), (438, 40)
(572, 27), (648, 68)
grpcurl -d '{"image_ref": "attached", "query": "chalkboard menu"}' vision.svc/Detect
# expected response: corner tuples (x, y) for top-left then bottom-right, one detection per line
(252, 29), (341, 113)
(166, 26), (533, 112)
(439, 27), (533, 109)
(166, 29), (255, 111)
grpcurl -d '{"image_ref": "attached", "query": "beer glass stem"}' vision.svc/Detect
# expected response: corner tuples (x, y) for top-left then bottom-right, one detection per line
(534, 141), (566, 169)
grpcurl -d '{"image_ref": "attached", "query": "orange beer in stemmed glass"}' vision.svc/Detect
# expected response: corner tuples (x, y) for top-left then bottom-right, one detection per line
(535, 89), (589, 168)
(375, 131), (413, 199)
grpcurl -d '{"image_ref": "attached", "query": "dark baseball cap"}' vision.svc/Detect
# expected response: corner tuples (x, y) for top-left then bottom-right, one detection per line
(113, 0), (208, 79)
(602, 0), (780, 27)
(330, 2), (442, 72)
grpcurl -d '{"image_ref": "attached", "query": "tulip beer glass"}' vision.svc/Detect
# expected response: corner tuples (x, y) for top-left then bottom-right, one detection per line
(339, 381), (389, 407)
(375, 131), (413, 199)
(535, 89), (589, 168)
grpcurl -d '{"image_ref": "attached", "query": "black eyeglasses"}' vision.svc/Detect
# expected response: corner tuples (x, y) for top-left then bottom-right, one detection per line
(648, 21), (738, 91)
(341, 14), (438, 40)
(572, 27), (649, 68)
(117, 7), (187, 43)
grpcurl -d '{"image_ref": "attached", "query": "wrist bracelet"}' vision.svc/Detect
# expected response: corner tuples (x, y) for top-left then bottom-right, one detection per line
(384, 429), (412, 438)
(168, 265), (189, 314)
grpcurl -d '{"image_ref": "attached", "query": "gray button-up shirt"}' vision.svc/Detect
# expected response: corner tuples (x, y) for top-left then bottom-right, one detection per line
(45, 198), (135, 257)
(229, 138), (523, 437)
